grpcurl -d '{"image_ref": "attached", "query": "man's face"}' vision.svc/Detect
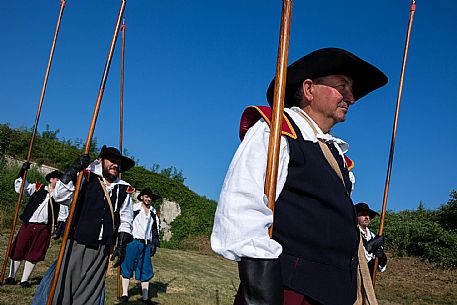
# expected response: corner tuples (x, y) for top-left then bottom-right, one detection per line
(49, 177), (59, 188)
(142, 194), (152, 206)
(357, 211), (371, 228)
(312, 75), (355, 126)
(100, 158), (121, 181)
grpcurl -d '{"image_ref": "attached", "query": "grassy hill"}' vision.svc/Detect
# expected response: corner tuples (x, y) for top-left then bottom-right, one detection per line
(0, 236), (456, 305)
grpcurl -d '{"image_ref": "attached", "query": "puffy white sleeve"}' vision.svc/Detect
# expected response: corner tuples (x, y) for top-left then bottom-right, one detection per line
(52, 180), (75, 205)
(14, 177), (35, 196)
(118, 193), (133, 235)
(211, 119), (289, 261)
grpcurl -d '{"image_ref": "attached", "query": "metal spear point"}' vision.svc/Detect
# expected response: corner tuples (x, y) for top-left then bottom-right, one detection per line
(0, 0), (66, 285)
(372, 0), (417, 287)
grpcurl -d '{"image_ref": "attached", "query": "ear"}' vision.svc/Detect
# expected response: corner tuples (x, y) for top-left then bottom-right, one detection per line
(302, 79), (314, 102)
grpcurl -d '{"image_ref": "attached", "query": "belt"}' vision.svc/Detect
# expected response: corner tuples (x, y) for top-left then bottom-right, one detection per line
(135, 239), (148, 244)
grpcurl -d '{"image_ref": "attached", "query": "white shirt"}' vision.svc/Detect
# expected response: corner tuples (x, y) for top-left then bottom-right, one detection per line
(53, 160), (133, 239)
(15, 177), (51, 224)
(359, 226), (387, 272)
(211, 107), (354, 261)
(132, 202), (160, 242)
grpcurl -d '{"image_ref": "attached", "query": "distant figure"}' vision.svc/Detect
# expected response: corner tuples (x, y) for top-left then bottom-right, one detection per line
(120, 188), (161, 305)
(5, 165), (64, 288)
(31, 145), (135, 305)
(355, 202), (387, 277)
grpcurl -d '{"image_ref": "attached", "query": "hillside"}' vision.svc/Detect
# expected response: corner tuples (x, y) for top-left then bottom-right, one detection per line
(0, 236), (456, 305)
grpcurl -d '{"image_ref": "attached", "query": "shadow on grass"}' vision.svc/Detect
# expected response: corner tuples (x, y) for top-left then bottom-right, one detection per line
(115, 278), (175, 304)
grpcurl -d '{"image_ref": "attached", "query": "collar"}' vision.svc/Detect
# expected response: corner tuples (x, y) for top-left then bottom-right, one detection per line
(286, 107), (349, 154)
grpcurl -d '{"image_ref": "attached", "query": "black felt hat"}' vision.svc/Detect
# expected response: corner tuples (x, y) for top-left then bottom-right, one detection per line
(355, 202), (380, 219)
(98, 145), (135, 173)
(137, 188), (161, 201)
(266, 48), (388, 108)
(45, 170), (63, 182)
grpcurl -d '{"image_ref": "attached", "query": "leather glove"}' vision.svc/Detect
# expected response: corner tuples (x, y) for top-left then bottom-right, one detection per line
(52, 221), (66, 240)
(149, 244), (157, 257)
(237, 257), (283, 305)
(60, 154), (90, 184)
(111, 232), (133, 268)
(366, 235), (384, 254)
(17, 162), (31, 178)
(374, 246), (388, 267)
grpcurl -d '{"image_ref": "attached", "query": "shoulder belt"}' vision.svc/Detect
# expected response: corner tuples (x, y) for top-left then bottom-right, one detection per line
(126, 186), (135, 194)
(344, 155), (354, 171)
(239, 106), (297, 141)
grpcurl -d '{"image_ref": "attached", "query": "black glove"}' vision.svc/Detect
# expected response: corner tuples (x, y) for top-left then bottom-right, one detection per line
(237, 257), (283, 305)
(366, 235), (384, 254)
(149, 244), (157, 257)
(52, 221), (66, 240)
(17, 162), (31, 178)
(374, 246), (388, 267)
(111, 232), (133, 268)
(60, 154), (90, 184)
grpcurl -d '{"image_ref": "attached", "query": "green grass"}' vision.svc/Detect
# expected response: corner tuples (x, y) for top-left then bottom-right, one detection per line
(1, 231), (456, 305)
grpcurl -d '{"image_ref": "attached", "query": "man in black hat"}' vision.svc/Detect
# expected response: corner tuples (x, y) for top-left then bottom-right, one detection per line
(5, 165), (64, 288)
(211, 48), (387, 305)
(31, 145), (136, 305)
(119, 188), (161, 305)
(355, 202), (387, 277)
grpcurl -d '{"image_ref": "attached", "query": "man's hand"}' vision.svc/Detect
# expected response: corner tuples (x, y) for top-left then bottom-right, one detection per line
(60, 154), (90, 184)
(17, 162), (31, 178)
(150, 244), (157, 257)
(111, 232), (133, 268)
(366, 235), (384, 254)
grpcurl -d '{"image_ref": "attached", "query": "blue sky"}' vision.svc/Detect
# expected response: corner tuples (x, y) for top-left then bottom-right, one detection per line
(1, 1), (455, 212)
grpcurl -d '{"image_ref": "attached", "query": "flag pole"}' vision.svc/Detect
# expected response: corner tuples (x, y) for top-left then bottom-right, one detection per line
(0, 0), (66, 284)
(372, 0), (416, 286)
(46, 1), (126, 303)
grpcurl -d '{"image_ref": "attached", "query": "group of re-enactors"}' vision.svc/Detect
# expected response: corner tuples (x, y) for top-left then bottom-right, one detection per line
(4, 47), (393, 305)
(5, 146), (160, 305)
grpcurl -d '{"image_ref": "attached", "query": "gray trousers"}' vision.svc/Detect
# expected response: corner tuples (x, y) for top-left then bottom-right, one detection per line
(52, 239), (110, 305)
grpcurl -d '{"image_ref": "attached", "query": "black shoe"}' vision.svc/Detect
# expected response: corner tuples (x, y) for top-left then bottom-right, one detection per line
(140, 299), (157, 305)
(20, 281), (31, 288)
(120, 295), (129, 303)
(4, 277), (15, 285)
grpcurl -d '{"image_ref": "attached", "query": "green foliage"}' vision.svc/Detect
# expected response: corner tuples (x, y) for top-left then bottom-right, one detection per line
(370, 193), (457, 268)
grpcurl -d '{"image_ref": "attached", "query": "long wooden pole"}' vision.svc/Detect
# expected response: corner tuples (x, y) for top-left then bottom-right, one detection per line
(0, 0), (66, 285)
(372, 0), (416, 287)
(46, 1), (126, 303)
(266, 0), (293, 238)
(116, 18), (126, 300)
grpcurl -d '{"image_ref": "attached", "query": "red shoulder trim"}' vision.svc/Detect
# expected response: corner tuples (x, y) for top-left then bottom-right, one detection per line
(35, 182), (44, 190)
(239, 106), (297, 141)
(126, 186), (135, 194)
(344, 155), (354, 171)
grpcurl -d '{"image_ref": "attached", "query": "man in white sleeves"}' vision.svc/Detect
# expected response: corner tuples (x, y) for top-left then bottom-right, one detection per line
(211, 48), (388, 305)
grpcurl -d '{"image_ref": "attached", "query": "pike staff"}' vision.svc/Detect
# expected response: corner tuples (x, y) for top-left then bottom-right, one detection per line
(372, 0), (417, 286)
(116, 18), (126, 300)
(0, 0), (66, 285)
(266, 0), (293, 238)
(46, 1), (126, 304)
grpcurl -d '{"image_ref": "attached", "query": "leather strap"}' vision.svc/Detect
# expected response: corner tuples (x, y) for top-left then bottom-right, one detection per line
(97, 177), (116, 232)
(47, 187), (56, 234)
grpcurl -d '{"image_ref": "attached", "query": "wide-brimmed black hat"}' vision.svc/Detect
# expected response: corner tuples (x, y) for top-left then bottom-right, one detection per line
(45, 170), (63, 182)
(137, 188), (161, 201)
(355, 202), (380, 219)
(98, 145), (135, 173)
(266, 48), (388, 108)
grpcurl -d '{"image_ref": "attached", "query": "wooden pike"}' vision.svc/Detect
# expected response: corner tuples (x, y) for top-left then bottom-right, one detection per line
(372, 0), (417, 287)
(266, 0), (293, 238)
(0, 0), (66, 285)
(46, 1), (126, 303)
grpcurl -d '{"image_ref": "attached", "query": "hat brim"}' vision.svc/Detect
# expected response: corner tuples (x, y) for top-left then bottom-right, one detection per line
(137, 190), (161, 201)
(266, 48), (388, 108)
(356, 207), (380, 219)
(98, 146), (135, 173)
(45, 170), (63, 182)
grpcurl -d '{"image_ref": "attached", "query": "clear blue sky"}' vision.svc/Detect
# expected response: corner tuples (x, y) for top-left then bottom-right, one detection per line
(1, 1), (455, 212)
